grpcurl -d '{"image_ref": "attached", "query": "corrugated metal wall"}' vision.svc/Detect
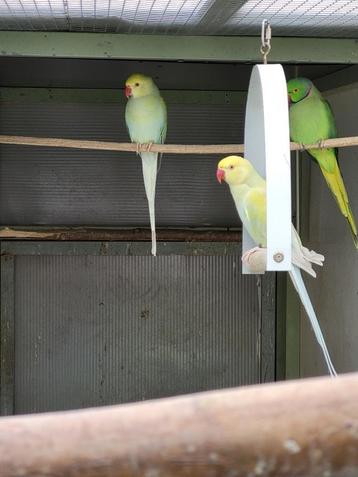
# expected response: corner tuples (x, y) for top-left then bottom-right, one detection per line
(12, 252), (261, 414)
(0, 64), (275, 415)
(0, 101), (243, 226)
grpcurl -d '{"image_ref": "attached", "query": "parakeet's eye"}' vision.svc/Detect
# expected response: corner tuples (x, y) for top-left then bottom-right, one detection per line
(229, 165), (234, 170)
(293, 88), (299, 93)
(135, 82), (140, 87)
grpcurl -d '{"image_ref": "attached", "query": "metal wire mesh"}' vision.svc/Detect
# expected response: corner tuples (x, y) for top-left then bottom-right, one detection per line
(0, 0), (358, 36)
(223, 0), (358, 37)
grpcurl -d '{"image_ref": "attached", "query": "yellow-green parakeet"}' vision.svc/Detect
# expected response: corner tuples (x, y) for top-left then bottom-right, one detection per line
(125, 73), (167, 256)
(288, 77), (358, 249)
(217, 155), (336, 376)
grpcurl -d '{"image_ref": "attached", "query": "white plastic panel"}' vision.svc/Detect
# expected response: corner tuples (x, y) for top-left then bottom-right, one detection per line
(243, 64), (291, 273)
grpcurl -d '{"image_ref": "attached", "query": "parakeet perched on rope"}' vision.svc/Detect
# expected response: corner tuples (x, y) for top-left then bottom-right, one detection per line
(287, 77), (358, 249)
(217, 155), (337, 377)
(125, 73), (167, 256)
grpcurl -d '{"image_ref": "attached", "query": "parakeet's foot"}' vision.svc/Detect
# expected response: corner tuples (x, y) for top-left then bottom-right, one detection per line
(146, 141), (154, 152)
(318, 139), (325, 149)
(241, 246), (261, 264)
(136, 143), (144, 155)
(242, 247), (267, 274)
(299, 142), (305, 151)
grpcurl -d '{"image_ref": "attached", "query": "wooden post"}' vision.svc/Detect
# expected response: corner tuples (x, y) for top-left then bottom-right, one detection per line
(0, 373), (358, 476)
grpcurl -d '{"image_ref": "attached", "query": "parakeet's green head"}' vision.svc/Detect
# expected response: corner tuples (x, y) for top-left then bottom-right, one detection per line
(287, 77), (313, 104)
(125, 74), (158, 99)
(216, 156), (252, 186)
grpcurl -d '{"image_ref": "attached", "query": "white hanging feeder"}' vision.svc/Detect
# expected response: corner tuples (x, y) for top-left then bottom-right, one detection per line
(243, 31), (292, 274)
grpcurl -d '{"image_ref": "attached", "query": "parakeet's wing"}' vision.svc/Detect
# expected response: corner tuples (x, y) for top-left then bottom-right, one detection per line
(159, 97), (167, 144)
(243, 187), (267, 246)
(322, 98), (339, 158)
(157, 97), (167, 171)
(322, 98), (337, 138)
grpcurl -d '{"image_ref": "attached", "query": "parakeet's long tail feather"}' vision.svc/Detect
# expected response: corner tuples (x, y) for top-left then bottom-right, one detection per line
(140, 152), (158, 256)
(319, 160), (358, 249)
(289, 265), (337, 377)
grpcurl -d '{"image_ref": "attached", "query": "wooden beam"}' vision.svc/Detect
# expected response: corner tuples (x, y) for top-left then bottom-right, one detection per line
(1, 373), (358, 476)
(0, 134), (358, 154)
(0, 227), (241, 242)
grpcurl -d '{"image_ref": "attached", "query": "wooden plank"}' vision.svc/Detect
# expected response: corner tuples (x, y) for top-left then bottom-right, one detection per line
(0, 373), (357, 476)
(0, 227), (241, 242)
(0, 241), (242, 257)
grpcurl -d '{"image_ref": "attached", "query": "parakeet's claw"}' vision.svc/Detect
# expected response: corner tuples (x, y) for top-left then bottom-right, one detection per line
(318, 139), (325, 149)
(146, 141), (154, 152)
(241, 246), (261, 264)
(299, 142), (305, 151)
(242, 246), (267, 274)
(135, 143), (140, 155)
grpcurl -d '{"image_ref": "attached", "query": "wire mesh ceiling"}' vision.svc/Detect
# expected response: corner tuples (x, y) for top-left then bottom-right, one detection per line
(0, 0), (358, 37)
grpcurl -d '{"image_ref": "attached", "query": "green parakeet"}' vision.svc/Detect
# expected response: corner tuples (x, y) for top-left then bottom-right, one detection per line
(125, 73), (167, 256)
(217, 155), (336, 377)
(287, 77), (358, 249)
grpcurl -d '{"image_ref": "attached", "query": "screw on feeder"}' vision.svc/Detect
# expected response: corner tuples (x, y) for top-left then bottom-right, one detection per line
(273, 252), (284, 263)
(260, 20), (271, 64)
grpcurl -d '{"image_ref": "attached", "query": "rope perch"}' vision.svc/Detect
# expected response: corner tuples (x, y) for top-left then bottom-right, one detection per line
(0, 134), (357, 154)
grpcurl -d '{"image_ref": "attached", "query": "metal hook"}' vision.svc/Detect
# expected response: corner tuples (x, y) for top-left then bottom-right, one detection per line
(260, 19), (271, 64)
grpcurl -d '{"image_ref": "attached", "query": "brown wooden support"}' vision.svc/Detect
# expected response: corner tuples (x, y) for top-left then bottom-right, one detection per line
(0, 373), (357, 476)
(0, 227), (241, 242)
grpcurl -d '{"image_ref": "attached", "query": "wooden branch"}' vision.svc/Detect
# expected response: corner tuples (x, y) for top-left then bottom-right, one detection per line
(290, 135), (358, 151)
(0, 134), (357, 154)
(0, 227), (241, 242)
(1, 373), (358, 477)
(0, 135), (244, 154)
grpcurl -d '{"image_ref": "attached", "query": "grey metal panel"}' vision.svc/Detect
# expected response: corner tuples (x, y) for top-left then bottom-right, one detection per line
(14, 253), (260, 414)
(0, 58), (344, 90)
(0, 101), (241, 227)
(0, 254), (15, 415)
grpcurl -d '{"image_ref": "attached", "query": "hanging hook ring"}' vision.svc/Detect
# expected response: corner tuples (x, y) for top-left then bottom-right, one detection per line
(260, 20), (271, 64)
(260, 44), (271, 64)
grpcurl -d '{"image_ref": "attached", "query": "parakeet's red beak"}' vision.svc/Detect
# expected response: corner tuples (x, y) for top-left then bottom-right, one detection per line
(125, 85), (132, 98)
(287, 94), (291, 106)
(216, 168), (225, 183)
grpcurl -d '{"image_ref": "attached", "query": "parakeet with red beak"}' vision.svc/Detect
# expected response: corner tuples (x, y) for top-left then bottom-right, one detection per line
(288, 77), (358, 249)
(217, 155), (337, 377)
(125, 73), (167, 256)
